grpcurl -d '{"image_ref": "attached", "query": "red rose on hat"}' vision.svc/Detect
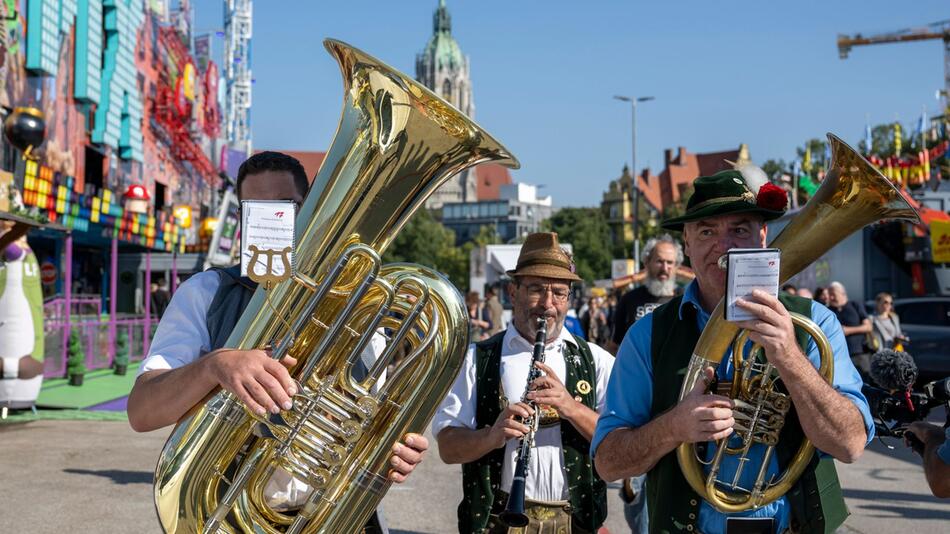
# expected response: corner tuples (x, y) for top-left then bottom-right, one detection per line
(756, 183), (788, 211)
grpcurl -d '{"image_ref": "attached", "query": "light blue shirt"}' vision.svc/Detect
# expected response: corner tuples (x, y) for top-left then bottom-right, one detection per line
(591, 280), (874, 534)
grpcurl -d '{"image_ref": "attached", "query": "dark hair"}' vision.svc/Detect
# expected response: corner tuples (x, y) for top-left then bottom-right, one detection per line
(236, 151), (309, 199)
(781, 283), (797, 292)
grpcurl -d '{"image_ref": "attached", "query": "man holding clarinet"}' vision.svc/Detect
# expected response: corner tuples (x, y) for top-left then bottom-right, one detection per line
(433, 232), (615, 533)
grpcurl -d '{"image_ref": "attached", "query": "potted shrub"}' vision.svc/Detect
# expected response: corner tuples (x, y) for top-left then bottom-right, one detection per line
(113, 329), (129, 376)
(66, 329), (86, 386)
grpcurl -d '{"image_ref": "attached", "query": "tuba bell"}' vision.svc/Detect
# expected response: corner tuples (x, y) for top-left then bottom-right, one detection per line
(152, 39), (519, 533)
(676, 134), (919, 512)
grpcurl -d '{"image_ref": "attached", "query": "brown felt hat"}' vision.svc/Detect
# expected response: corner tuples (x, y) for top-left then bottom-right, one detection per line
(506, 232), (581, 281)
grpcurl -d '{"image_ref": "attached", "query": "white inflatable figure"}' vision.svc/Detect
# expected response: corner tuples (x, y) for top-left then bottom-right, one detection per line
(0, 225), (45, 416)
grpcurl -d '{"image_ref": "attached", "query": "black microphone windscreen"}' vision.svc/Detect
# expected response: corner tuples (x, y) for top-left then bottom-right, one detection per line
(869, 349), (918, 391)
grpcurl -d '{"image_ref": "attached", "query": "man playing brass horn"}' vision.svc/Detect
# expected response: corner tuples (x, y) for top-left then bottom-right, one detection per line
(433, 232), (615, 533)
(127, 152), (428, 532)
(592, 171), (874, 534)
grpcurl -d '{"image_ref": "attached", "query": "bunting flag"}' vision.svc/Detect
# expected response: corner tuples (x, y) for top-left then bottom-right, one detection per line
(803, 146), (812, 173)
(916, 110), (928, 140)
(894, 122), (902, 156)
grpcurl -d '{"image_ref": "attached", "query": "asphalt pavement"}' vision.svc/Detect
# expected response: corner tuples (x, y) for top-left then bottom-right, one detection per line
(1, 416), (947, 533)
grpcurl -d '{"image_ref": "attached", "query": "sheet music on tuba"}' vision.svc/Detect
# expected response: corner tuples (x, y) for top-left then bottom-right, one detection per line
(240, 200), (296, 279)
(724, 248), (780, 321)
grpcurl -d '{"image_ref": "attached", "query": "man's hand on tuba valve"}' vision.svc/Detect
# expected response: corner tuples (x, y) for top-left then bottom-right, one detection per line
(205, 348), (298, 416)
(388, 433), (429, 483)
(673, 367), (736, 443)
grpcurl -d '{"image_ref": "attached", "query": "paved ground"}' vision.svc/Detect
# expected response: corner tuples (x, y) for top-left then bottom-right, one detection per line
(1, 415), (947, 533)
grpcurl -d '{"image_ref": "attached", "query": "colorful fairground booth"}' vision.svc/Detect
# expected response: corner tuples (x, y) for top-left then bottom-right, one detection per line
(0, 0), (235, 401)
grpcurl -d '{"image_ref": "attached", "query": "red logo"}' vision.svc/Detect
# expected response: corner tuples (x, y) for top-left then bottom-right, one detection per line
(768, 261), (776, 267)
(274, 211), (284, 218)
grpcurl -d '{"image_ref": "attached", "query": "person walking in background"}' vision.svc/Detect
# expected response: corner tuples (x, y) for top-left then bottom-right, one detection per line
(485, 285), (505, 335)
(581, 296), (609, 346)
(150, 278), (171, 319)
(871, 292), (907, 351)
(608, 235), (682, 354)
(814, 286), (830, 306)
(466, 291), (493, 342)
(827, 281), (874, 378)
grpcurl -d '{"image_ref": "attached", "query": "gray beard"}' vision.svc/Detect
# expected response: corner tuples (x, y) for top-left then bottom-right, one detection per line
(645, 277), (676, 297)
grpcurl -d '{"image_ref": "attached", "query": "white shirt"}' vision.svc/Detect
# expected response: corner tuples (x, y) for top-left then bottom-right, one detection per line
(140, 270), (385, 375)
(432, 325), (614, 501)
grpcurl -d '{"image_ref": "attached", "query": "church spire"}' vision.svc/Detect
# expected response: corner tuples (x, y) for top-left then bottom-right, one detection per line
(434, 0), (451, 34)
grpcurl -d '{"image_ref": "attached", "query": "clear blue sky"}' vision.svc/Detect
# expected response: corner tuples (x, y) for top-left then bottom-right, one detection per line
(196, 0), (948, 208)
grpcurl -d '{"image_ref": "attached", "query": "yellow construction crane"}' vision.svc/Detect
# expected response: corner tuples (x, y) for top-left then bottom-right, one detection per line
(838, 20), (950, 102)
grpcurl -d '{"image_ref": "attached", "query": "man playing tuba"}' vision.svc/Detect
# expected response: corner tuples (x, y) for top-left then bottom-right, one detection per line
(127, 152), (428, 532)
(592, 171), (873, 534)
(433, 232), (615, 534)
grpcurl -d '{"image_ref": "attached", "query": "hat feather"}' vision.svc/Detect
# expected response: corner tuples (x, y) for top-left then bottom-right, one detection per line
(727, 159), (769, 192)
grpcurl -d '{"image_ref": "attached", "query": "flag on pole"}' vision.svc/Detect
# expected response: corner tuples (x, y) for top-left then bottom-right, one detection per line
(803, 146), (812, 173)
(917, 110), (928, 139)
(865, 122), (873, 154)
(894, 122), (902, 156)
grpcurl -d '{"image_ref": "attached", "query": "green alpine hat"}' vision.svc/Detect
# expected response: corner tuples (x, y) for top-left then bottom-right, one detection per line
(661, 170), (787, 231)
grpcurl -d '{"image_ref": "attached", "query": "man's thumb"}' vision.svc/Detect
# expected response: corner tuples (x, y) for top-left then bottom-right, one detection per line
(688, 366), (715, 396)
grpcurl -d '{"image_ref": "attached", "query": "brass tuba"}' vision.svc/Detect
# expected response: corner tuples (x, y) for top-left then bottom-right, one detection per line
(676, 134), (918, 512)
(153, 39), (519, 533)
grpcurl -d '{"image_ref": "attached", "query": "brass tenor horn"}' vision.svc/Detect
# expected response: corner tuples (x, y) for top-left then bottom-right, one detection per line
(676, 134), (918, 512)
(153, 39), (518, 533)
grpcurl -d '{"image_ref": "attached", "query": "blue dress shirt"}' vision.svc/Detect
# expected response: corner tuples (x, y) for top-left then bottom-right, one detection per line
(938, 428), (950, 464)
(591, 281), (874, 534)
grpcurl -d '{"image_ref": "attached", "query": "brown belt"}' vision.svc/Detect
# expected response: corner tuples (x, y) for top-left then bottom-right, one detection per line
(488, 491), (589, 534)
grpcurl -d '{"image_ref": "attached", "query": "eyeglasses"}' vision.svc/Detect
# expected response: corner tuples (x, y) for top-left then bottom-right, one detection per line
(521, 283), (571, 303)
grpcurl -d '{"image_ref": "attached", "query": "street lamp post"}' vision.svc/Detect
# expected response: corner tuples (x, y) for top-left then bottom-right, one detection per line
(614, 95), (654, 273)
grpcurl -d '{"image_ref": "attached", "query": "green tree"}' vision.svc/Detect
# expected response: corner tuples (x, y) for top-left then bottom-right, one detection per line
(471, 224), (502, 247)
(114, 329), (130, 375)
(761, 159), (787, 182)
(796, 138), (830, 174)
(542, 207), (612, 282)
(383, 210), (469, 290)
(66, 329), (86, 378)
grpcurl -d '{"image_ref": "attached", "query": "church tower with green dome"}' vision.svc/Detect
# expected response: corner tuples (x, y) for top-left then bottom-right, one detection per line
(416, 0), (477, 208)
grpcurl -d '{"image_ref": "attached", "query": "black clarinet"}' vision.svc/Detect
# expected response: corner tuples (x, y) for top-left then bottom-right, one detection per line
(500, 316), (548, 528)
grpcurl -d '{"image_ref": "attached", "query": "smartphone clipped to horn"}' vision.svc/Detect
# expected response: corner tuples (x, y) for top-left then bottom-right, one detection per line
(724, 248), (780, 322)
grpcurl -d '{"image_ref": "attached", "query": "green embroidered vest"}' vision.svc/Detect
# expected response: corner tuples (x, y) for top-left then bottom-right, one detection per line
(646, 294), (848, 534)
(457, 330), (607, 533)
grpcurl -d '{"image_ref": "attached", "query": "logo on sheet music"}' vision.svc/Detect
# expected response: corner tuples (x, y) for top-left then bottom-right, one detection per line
(274, 211), (285, 218)
(768, 261), (776, 267)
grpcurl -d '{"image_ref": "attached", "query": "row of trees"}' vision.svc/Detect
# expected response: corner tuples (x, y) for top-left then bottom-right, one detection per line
(385, 199), (691, 290)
